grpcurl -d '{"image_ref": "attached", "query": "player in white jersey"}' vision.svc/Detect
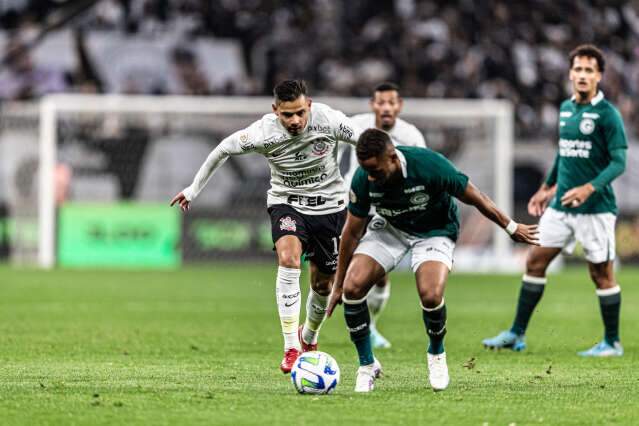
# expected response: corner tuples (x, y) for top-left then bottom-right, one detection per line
(170, 80), (361, 373)
(342, 82), (427, 349)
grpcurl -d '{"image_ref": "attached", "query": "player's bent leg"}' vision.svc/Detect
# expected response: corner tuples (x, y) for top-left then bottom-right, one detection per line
(483, 246), (561, 351)
(300, 262), (332, 352)
(275, 235), (304, 373)
(343, 254), (386, 393)
(414, 260), (450, 391)
(578, 261), (623, 357)
(368, 275), (391, 349)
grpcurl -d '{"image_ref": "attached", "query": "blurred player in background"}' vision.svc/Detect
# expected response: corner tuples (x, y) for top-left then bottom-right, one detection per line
(483, 45), (627, 357)
(171, 80), (361, 373)
(343, 82), (427, 349)
(327, 129), (539, 392)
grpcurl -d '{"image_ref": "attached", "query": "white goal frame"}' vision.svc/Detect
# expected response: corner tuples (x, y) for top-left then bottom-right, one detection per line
(39, 94), (514, 270)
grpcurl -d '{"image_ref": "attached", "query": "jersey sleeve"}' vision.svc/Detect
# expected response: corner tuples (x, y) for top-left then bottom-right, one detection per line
(408, 124), (427, 148)
(604, 107), (628, 151)
(544, 152), (559, 187)
(418, 151), (469, 197)
(347, 168), (371, 217)
(332, 109), (363, 146)
(182, 120), (261, 201)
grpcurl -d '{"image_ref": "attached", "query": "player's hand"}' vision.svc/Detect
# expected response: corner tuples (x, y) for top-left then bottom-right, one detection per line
(326, 285), (343, 318)
(527, 186), (555, 217)
(561, 183), (595, 208)
(509, 223), (540, 245)
(170, 192), (191, 212)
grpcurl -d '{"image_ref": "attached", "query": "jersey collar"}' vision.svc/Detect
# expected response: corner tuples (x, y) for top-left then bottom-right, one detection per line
(395, 148), (408, 178)
(571, 90), (604, 106)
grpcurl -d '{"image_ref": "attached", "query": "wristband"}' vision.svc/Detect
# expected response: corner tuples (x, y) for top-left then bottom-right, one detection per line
(505, 220), (517, 235)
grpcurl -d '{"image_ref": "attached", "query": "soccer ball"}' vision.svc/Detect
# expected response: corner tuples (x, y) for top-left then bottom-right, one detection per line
(291, 351), (340, 395)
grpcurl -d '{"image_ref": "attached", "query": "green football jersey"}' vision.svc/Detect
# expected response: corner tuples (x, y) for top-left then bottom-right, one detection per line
(348, 146), (469, 240)
(547, 91), (627, 214)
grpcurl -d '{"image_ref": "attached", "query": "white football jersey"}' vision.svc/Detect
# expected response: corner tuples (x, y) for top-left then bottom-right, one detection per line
(182, 102), (362, 215)
(342, 113), (427, 184)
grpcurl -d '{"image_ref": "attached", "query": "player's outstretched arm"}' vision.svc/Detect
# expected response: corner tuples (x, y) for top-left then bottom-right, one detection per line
(169, 128), (257, 212)
(326, 212), (367, 317)
(457, 181), (539, 245)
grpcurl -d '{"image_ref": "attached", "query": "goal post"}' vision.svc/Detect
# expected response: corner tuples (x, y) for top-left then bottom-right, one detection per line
(36, 94), (515, 270)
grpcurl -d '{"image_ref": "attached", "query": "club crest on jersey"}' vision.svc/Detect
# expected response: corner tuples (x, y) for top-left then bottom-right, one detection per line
(579, 118), (595, 135)
(369, 218), (387, 230)
(410, 193), (430, 205)
(279, 216), (297, 232)
(312, 140), (329, 156)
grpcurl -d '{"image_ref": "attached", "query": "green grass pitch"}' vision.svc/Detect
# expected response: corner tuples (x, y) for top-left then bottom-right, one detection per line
(0, 264), (637, 425)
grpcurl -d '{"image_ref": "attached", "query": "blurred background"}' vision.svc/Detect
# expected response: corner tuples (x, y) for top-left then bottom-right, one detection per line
(0, 0), (638, 268)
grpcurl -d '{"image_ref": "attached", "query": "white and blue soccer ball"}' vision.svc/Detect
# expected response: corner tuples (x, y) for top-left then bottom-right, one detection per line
(291, 351), (340, 395)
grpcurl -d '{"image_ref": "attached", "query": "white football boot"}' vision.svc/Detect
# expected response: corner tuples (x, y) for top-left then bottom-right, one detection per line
(427, 352), (449, 391)
(354, 358), (383, 393)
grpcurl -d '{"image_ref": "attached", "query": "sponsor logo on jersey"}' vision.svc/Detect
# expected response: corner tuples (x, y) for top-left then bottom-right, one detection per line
(410, 193), (430, 205)
(312, 140), (330, 156)
(338, 123), (354, 140)
(405, 185), (425, 193)
(282, 173), (329, 187)
(579, 118), (595, 135)
(559, 138), (592, 158)
(308, 124), (331, 134)
(239, 133), (254, 151)
(582, 112), (600, 119)
(279, 216), (297, 232)
(287, 195), (328, 207)
(559, 111), (573, 118)
(263, 134), (288, 150)
(294, 151), (307, 161)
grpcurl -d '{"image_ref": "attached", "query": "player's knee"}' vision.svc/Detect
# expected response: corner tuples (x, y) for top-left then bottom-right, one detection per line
(277, 251), (301, 269)
(588, 267), (614, 288)
(343, 284), (367, 301)
(420, 291), (443, 309)
(311, 278), (332, 296)
(526, 256), (549, 276)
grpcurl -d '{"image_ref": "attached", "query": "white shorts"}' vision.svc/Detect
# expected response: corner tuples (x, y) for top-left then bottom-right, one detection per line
(539, 207), (616, 264)
(353, 215), (456, 272)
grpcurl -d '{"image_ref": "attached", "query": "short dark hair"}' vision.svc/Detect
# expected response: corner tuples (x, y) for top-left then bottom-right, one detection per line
(273, 79), (308, 103)
(356, 128), (393, 161)
(569, 44), (605, 73)
(373, 82), (400, 95)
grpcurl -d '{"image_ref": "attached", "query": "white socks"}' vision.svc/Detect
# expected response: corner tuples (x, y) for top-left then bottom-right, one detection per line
(302, 289), (329, 345)
(276, 266), (302, 350)
(367, 283), (390, 326)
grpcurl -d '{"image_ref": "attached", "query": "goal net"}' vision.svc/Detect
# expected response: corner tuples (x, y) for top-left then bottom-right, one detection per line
(1, 94), (516, 271)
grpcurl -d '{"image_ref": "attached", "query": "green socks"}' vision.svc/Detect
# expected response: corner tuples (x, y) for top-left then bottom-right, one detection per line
(511, 275), (546, 336)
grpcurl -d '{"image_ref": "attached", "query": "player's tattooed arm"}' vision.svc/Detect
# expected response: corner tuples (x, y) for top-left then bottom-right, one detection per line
(457, 181), (540, 245)
(327, 212), (367, 317)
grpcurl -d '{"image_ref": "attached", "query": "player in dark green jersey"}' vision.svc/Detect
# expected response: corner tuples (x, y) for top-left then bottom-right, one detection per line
(483, 45), (628, 357)
(326, 129), (539, 392)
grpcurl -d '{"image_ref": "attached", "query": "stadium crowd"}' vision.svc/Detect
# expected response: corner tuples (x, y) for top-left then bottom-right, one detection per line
(1, 0), (639, 137)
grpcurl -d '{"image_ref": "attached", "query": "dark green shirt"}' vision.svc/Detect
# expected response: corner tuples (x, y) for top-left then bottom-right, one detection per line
(546, 91), (628, 214)
(348, 146), (469, 240)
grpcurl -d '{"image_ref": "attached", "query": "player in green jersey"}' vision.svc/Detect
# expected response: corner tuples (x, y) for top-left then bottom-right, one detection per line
(483, 45), (628, 357)
(326, 129), (539, 392)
